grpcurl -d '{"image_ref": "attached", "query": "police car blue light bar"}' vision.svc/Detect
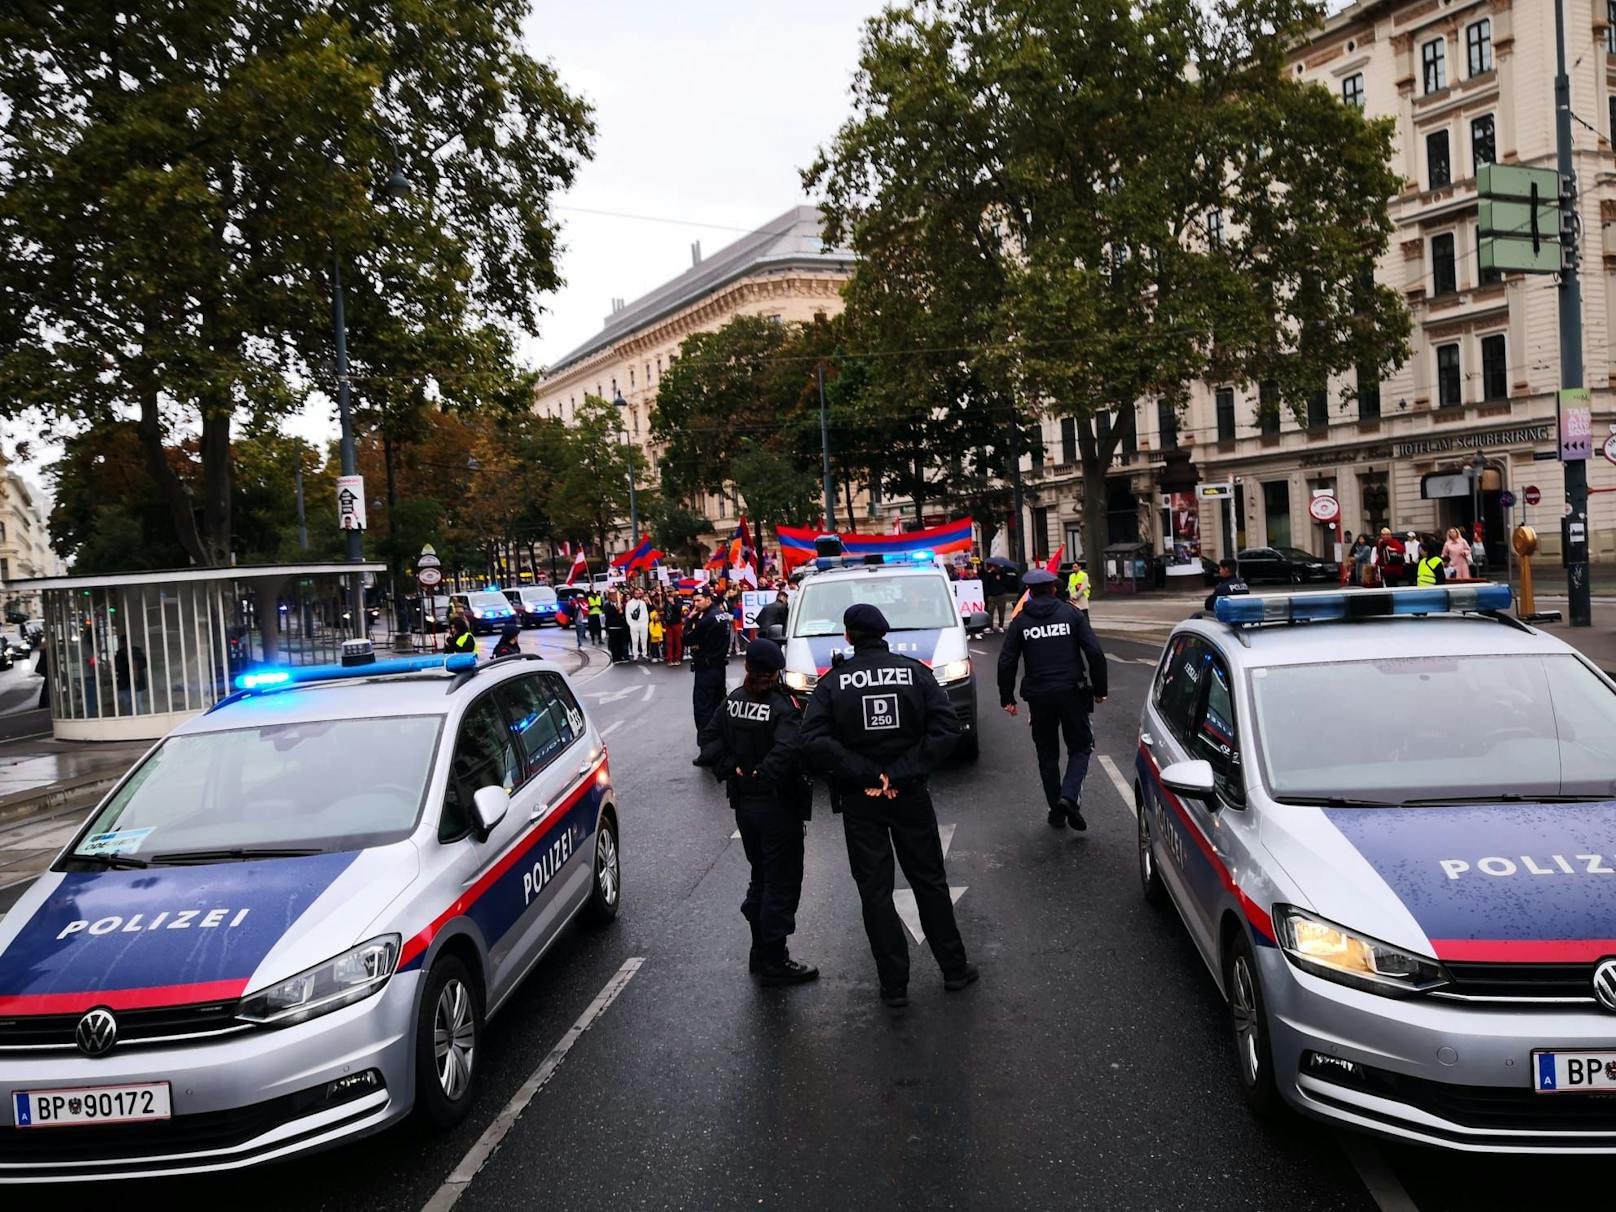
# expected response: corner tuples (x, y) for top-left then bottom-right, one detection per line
(1213, 583), (1513, 625)
(233, 652), (478, 692)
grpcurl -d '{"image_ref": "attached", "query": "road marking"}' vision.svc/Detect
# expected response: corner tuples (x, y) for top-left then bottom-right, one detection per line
(641, 684), (655, 703)
(938, 823), (956, 858)
(590, 687), (640, 704)
(637, 664), (651, 677)
(1097, 755), (1135, 817)
(731, 829), (741, 839)
(1337, 1133), (1420, 1212)
(423, 957), (644, 1212)
(895, 824), (965, 944)
(970, 646), (987, 656)
(599, 720), (624, 738)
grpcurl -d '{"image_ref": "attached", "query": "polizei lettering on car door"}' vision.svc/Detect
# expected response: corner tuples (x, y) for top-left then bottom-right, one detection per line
(521, 827), (576, 905)
(838, 667), (913, 689)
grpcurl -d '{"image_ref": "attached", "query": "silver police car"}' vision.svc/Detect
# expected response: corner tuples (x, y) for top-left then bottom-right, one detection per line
(0, 644), (620, 1181)
(1135, 584), (1616, 1151)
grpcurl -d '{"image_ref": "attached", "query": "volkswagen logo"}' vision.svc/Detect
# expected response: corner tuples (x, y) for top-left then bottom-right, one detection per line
(1594, 960), (1616, 1013)
(75, 1008), (118, 1057)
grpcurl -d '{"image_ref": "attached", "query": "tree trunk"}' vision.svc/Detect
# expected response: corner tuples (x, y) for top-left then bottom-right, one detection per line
(199, 408), (232, 564)
(134, 386), (208, 565)
(1075, 405), (1134, 602)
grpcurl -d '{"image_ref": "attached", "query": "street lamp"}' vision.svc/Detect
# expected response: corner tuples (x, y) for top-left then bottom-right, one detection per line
(613, 391), (640, 541)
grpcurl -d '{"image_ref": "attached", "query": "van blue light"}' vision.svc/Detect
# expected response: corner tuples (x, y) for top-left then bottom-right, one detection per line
(238, 670), (293, 690)
(909, 550), (935, 562)
(233, 653), (478, 692)
(1214, 583), (1513, 626)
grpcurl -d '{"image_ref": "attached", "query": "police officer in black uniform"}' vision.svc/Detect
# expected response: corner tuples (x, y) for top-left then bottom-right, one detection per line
(687, 586), (731, 740)
(1203, 558), (1249, 612)
(800, 603), (977, 1007)
(997, 568), (1109, 830)
(695, 638), (817, 986)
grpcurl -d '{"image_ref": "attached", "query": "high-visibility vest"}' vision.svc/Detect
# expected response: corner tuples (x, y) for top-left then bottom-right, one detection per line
(1067, 569), (1090, 601)
(587, 593), (603, 616)
(1416, 555), (1444, 586)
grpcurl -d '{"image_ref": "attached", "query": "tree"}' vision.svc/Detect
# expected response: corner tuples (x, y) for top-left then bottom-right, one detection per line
(810, 0), (1409, 589)
(549, 395), (632, 557)
(731, 443), (822, 547)
(1, 1), (593, 565)
(646, 496), (708, 565)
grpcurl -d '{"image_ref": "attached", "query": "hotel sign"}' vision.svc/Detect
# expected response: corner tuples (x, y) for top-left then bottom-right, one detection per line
(1392, 424), (1551, 459)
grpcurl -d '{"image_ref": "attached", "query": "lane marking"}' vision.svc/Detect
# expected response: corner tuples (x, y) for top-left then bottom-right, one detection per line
(895, 824), (964, 944)
(1097, 755), (1135, 817)
(423, 956), (644, 1212)
(641, 683), (655, 703)
(637, 664), (651, 678)
(970, 646), (987, 656)
(1337, 1133), (1421, 1212)
(599, 720), (624, 738)
(731, 829), (741, 839)
(938, 823), (956, 858)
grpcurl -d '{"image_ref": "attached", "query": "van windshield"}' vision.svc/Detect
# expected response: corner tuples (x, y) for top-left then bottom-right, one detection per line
(793, 576), (958, 637)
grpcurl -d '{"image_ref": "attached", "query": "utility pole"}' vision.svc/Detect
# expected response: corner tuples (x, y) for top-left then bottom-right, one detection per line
(333, 260), (366, 637)
(1008, 403), (1026, 566)
(818, 361), (835, 531)
(1554, 0), (1591, 626)
(294, 461), (308, 550)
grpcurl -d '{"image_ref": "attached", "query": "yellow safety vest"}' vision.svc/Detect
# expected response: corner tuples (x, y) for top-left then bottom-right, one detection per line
(587, 594), (603, 616)
(1416, 555), (1444, 586)
(1067, 569), (1090, 601)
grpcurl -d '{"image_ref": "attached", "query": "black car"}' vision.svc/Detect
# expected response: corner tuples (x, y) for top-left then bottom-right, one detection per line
(1235, 545), (1337, 584)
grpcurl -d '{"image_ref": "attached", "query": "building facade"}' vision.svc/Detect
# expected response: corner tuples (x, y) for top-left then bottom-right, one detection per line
(0, 468), (63, 618)
(536, 206), (854, 549)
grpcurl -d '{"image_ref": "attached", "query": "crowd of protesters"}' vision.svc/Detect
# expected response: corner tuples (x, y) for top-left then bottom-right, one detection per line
(1341, 525), (1488, 588)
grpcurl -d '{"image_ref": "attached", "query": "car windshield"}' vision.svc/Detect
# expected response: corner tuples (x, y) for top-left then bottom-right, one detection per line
(1277, 547), (1319, 561)
(68, 716), (443, 860)
(1250, 654), (1616, 803)
(792, 575), (957, 637)
(467, 592), (507, 611)
(521, 588), (556, 603)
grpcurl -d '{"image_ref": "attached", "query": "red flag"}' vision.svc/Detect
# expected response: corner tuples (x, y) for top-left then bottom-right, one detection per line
(1044, 543), (1065, 575)
(565, 550), (588, 585)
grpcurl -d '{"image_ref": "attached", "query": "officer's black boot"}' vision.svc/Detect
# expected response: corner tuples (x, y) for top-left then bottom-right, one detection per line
(757, 944), (818, 986)
(1058, 796), (1087, 831)
(746, 916), (764, 974)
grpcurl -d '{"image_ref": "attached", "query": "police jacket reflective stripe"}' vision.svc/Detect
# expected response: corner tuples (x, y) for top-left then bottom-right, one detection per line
(996, 594), (1108, 705)
(799, 640), (960, 792)
(695, 686), (810, 816)
(1416, 555), (1445, 586)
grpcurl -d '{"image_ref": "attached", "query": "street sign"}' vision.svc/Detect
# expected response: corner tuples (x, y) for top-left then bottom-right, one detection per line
(336, 474), (366, 531)
(1477, 163), (1563, 277)
(1499, 489), (1516, 509)
(417, 566), (443, 588)
(1478, 163), (1561, 200)
(1197, 482), (1233, 501)
(1478, 198), (1560, 241)
(1559, 388), (1593, 461)
(1479, 236), (1562, 275)
(418, 553), (441, 569)
(1307, 495), (1340, 524)
(1524, 484), (1542, 506)
(1603, 433), (1616, 467)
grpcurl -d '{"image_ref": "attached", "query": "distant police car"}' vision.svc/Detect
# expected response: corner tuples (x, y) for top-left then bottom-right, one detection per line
(780, 559), (988, 760)
(0, 643), (620, 1181)
(1134, 584), (1616, 1151)
(505, 586), (559, 628)
(450, 590), (517, 635)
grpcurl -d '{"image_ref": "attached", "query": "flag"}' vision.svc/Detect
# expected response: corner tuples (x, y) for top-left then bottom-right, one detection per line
(559, 540), (572, 558)
(565, 550), (588, 585)
(1044, 543), (1065, 574)
(776, 517), (975, 571)
(731, 562), (757, 588)
(612, 536), (663, 572)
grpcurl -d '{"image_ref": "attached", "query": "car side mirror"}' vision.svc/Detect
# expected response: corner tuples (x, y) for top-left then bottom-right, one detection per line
(1160, 759), (1218, 807)
(766, 624), (785, 641)
(472, 785), (509, 839)
(965, 610), (990, 635)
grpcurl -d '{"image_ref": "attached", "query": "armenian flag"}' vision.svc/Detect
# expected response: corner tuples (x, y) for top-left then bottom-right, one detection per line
(776, 517), (974, 571)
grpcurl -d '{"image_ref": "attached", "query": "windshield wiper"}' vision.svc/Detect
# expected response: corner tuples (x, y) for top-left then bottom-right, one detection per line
(1276, 795), (1401, 807)
(1399, 793), (1612, 806)
(147, 847), (322, 866)
(63, 852), (149, 870)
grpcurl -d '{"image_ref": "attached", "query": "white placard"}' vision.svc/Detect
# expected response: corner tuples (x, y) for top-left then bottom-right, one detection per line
(337, 475), (366, 531)
(741, 590), (774, 628)
(952, 579), (985, 618)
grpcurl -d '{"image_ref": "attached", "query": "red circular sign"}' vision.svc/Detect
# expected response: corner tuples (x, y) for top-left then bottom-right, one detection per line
(1524, 485), (1542, 506)
(1307, 495), (1340, 523)
(417, 566), (443, 587)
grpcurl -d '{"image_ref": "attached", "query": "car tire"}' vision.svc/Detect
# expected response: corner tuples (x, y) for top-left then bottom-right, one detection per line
(1137, 793), (1166, 905)
(414, 955), (484, 1130)
(1223, 932), (1282, 1118)
(1287, 570), (1303, 585)
(955, 730), (980, 762)
(584, 813), (621, 926)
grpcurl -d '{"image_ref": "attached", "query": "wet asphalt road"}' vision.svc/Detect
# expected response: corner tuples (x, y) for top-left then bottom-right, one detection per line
(23, 625), (1606, 1209)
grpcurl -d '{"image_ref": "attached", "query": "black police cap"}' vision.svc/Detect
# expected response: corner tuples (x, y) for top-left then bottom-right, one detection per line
(744, 637), (786, 672)
(842, 603), (889, 636)
(1022, 569), (1057, 587)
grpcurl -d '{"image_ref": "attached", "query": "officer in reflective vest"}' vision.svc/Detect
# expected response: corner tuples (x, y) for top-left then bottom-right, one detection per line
(1415, 545), (1446, 586)
(586, 591), (604, 645)
(1066, 564), (1091, 612)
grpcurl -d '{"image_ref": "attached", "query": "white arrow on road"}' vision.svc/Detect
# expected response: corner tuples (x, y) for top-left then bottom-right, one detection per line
(588, 687), (641, 704)
(893, 824), (966, 945)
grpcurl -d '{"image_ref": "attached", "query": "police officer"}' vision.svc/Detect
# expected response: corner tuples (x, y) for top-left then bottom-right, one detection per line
(444, 614), (477, 659)
(800, 603), (977, 1007)
(687, 586), (732, 739)
(586, 589), (604, 646)
(997, 569), (1108, 830)
(1066, 562), (1091, 612)
(696, 638), (817, 985)
(1203, 558), (1248, 612)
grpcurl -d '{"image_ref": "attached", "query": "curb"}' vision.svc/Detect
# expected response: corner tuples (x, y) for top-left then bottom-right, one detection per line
(0, 769), (122, 827)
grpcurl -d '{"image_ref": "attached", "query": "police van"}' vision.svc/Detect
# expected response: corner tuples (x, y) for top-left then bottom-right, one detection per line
(0, 642), (620, 1181)
(779, 560), (989, 760)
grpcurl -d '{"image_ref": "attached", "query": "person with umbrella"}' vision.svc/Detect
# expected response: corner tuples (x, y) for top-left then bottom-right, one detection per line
(984, 556), (1018, 633)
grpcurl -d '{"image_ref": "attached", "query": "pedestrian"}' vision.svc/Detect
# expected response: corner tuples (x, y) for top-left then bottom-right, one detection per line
(491, 621), (522, 658)
(1414, 542), (1446, 587)
(626, 589), (651, 661)
(35, 636), (49, 710)
(695, 637), (817, 986)
(649, 607), (664, 661)
(799, 603), (977, 1008)
(665, 591), (686, 665)
(986, 564), (1015, 633)
(998, 569), (1109, 829)
(1352, 534), (1372, 586)
(687, 587), (732, 740)
(1338, 531), (1355, 585)
(571, 596), (589, 648)
(1066, 561), (1091, 612)
(604, 592), (630, 662)
(1403, 530), (1423, 566)
(587, 589), (604, 645)
(1469, 526), (1487, 574)
(755, 589), (790, 636)
(1203, 558), (1248, 612)
(445, 615), (476, 659)
(113, 634), (148, 715)
(1375, 528), (1406, 587)
(729, 591), (748, 656)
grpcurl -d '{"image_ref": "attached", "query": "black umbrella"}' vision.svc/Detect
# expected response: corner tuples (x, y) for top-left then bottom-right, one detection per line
(985, 556), (1017, 569)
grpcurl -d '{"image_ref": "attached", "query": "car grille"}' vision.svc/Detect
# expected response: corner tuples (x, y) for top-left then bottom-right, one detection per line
(1308, 1059), (1616, 1135)
(1437, 961), (1603, 1004)
(0, 1000), (247, 1051)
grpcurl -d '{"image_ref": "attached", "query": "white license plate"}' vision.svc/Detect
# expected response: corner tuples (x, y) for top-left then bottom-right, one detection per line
(13, 1082), (171, 1127)
(1534, 1050), (1616, 1094)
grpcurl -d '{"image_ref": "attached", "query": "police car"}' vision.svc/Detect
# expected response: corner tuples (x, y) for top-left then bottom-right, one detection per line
(1135, 583), (1616, 1151)
(0, 642), (621, 1181)
(779, 559), (988, 760)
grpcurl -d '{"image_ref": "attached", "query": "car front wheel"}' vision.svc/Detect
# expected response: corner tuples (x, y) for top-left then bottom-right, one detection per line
(1137, 795), (1165, 905)
(414, 954), (484, 1129)
(585, 813), (621, 925)
(1224, 932), (1281, 1118)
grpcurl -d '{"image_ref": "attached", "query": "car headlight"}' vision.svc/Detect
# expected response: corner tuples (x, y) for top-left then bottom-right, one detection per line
(783, 669), (815, 692)
(239, 935), (401, 1026)
(934, 659), (971, 685)
(1274, 906), (1447, 997)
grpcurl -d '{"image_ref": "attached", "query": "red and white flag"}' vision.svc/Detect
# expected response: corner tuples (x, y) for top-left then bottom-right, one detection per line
(565, 550), (588, 585)
(559, 540), (572, 558)
(1044, 543), (1065, 574)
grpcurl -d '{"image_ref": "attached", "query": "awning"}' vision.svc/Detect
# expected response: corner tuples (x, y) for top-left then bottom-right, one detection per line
(1421, 470), (1503, 499)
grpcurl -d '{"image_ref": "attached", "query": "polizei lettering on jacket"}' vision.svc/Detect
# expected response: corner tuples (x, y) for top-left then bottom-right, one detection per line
(727, 700), (774, 722)
(522, 827), (576, 904)
(1022, 623), (1072, 640)
(1439, 854), (1616, 879)
(56, 908), (251, 940)
(838, 667), (914, 690)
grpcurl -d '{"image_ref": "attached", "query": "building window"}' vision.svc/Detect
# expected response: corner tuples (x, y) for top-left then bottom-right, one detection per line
(1609, 0), (1616, 53)
(0, 559), (7, 582)
(1060, 416), (1077, 464)
(1426, 130), (1451, 189)
(1032, 420), (1046, 467)
(1422, 37), (1447, 94)
(1471, 114), (1495, 170)
(1032, 506), (1051, 562)
(1306, 389), (1329, 429)
(1258, 381), (1281, 435)
(1466, 19), (1492, 76)
(1437, 342), (1462, 407)
(1431, 232), (1457, 295)
(1216, 388), (1236, 441)
(1342, 72), (1365, 108)
(718, 495), (727, 519)
(1263, 480), (1292, 548)
(1481, 333), (1508, 400)
(1157, 401), (1178, 449)
(1121, 408), (1137, 458)
(1357, 369), (1381, 420)
(655, 356), (662, 377)
(628, 368), (634, 388)
(1476, 224), (1502, 287)
(1207, 208), (1224, 245)
(1094, 410), (1111, 449)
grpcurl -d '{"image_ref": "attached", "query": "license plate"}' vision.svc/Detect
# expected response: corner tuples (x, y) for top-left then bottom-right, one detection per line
(13, 1082), (171, 1127)
(1533, 1050), (1616, 1094)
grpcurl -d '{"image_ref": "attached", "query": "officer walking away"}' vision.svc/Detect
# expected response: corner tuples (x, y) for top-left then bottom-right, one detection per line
(445, 614), (477, 659)
(696, 638), (817, 986)
(997, 570), (1109, 830)
(687, 586), (732, 740)
(1203, 558), (1249, 612)
(800, 604), (977, 1008)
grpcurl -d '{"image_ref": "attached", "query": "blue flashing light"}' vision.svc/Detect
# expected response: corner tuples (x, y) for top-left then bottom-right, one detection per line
(237, 670), (292, 690)
(232, 652), (479, 693)
(909, 549), (935, 563)
(1213, 583), (1514, 626)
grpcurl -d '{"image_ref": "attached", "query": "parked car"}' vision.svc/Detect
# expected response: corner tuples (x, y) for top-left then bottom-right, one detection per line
(448, 591), (516, 635)
(504, 586), (559, 628)
(1235, 547), (1337, 585)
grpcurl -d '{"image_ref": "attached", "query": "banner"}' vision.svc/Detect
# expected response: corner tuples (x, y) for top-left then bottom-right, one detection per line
(777, 517), (974, 571)
(952, 579), (985, 618)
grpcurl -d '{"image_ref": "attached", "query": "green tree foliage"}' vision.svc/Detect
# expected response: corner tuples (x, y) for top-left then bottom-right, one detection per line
(548, 395), (633, 556)
(646, 496), (708, 565)
(809, 0), (1410, 585)
(729, 443), (822, 546)
(0, 1), (593, 565)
